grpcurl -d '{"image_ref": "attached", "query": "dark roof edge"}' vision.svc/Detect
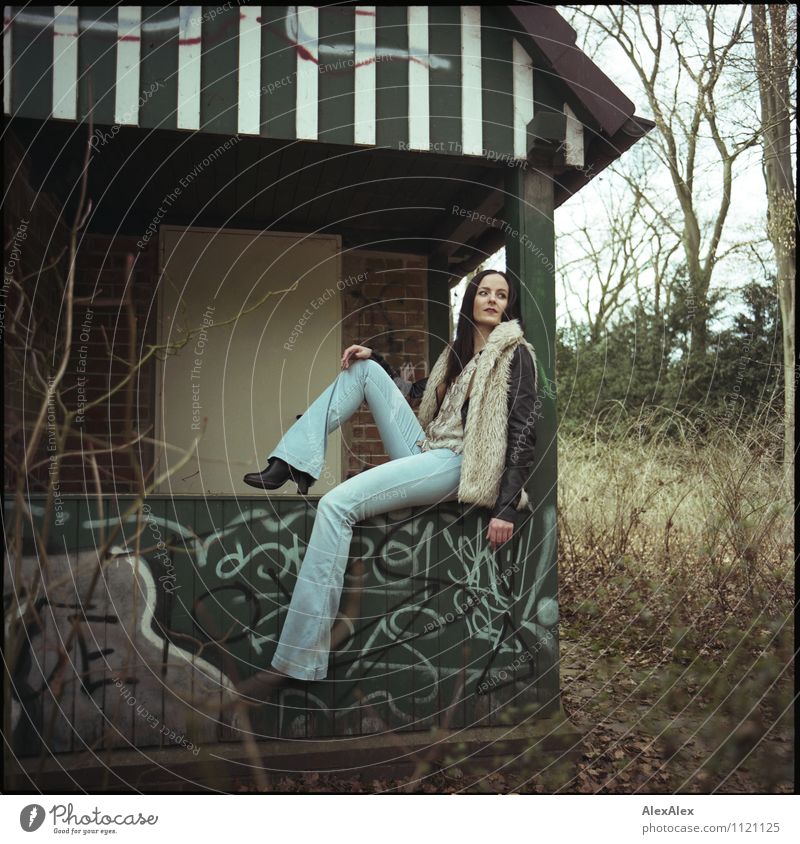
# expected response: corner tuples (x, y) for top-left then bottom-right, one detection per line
(554, 114), (656, 207)
(446, 115), (657, 280)
(504, 5), (638, 138)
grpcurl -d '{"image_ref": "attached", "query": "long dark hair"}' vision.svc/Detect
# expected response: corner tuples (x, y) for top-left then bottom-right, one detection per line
(442, 268), (522, 394)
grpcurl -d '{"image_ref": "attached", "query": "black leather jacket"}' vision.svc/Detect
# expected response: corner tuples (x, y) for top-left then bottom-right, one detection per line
(369, 346), (538, 527)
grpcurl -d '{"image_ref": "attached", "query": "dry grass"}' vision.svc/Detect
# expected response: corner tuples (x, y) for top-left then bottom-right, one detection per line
(558, 422), (793, 612)
(549, 418), (794, 792)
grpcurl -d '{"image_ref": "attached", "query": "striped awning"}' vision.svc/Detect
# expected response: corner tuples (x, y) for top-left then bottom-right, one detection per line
(3, 5), (585, 166)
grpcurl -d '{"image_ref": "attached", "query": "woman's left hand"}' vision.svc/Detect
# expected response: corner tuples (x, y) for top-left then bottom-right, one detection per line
(341, 344), (372, 369)
(487, 517), (514, 549)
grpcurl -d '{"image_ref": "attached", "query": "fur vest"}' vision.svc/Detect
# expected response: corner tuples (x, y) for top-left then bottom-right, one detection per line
(417, 318), (538, 512)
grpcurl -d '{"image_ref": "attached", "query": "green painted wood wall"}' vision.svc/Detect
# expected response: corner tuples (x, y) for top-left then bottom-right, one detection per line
(6, 495), (559, 754)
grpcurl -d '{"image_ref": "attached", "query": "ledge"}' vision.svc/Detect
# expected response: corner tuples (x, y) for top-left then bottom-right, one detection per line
(5, 708), (584, 792)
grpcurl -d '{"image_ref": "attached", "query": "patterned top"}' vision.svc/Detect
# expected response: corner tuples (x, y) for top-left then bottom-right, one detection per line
(416, 350), (483, 453)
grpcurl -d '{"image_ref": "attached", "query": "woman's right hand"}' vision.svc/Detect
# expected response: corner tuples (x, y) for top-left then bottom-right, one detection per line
(341, 344), (372, 369)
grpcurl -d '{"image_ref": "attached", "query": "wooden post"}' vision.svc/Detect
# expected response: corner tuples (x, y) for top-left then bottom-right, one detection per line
(503, 166), (560, 713)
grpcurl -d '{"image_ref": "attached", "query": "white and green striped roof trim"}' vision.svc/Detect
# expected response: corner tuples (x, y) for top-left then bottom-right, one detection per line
(3, 5), (585, 166)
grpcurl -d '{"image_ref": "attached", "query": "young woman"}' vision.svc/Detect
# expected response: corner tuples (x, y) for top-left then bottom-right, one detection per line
(202, 269), (539, 712)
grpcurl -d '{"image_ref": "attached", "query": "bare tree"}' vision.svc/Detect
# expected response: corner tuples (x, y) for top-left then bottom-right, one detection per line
(559, 194), (637, 340)
(568, 5), (762, 398)
(558, 149), (682, 341)
(751, 4), (796, 470)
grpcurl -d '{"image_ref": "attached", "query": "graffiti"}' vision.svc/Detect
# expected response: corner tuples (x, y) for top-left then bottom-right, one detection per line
(5, 7), (453, 71)
(4, 6), (236, 44)
(284, 7), (452, 71)
(5, 499), (557, 751)
(5, 547), (238, 757)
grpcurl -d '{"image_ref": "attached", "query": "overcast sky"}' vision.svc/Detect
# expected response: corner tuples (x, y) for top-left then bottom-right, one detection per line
(554, 5), (785, 330)
(452, 5), (789, 337)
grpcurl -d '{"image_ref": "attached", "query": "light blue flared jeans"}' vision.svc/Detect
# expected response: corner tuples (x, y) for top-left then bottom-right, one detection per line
(266, 358), (463, 681)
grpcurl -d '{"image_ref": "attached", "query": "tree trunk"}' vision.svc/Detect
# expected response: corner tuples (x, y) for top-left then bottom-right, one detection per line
(752, 4), (796, 472)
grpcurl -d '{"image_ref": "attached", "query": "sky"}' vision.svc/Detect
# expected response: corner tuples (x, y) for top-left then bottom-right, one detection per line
(451, 5), (791, 336)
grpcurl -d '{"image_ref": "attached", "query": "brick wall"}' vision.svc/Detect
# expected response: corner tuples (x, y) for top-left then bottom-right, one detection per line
(4, 129), (160, 496)
(339, 251), (431, 479)
(4, 134), (72, 493)
(57, 236), (159, 493)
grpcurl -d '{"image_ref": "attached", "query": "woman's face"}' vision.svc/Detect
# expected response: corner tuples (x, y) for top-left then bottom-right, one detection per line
(472, 273), (510, 329)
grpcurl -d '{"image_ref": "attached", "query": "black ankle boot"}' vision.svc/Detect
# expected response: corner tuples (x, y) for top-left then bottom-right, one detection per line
(243, 458), (314, 494)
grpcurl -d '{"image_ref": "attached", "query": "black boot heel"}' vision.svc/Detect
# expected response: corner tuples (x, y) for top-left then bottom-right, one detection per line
(289, 467), (315, 495)
(243, 457), (292, 490)
(243, 458), (315, 494)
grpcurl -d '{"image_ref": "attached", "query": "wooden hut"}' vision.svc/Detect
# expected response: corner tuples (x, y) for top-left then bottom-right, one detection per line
(3, 5), (653, 787)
